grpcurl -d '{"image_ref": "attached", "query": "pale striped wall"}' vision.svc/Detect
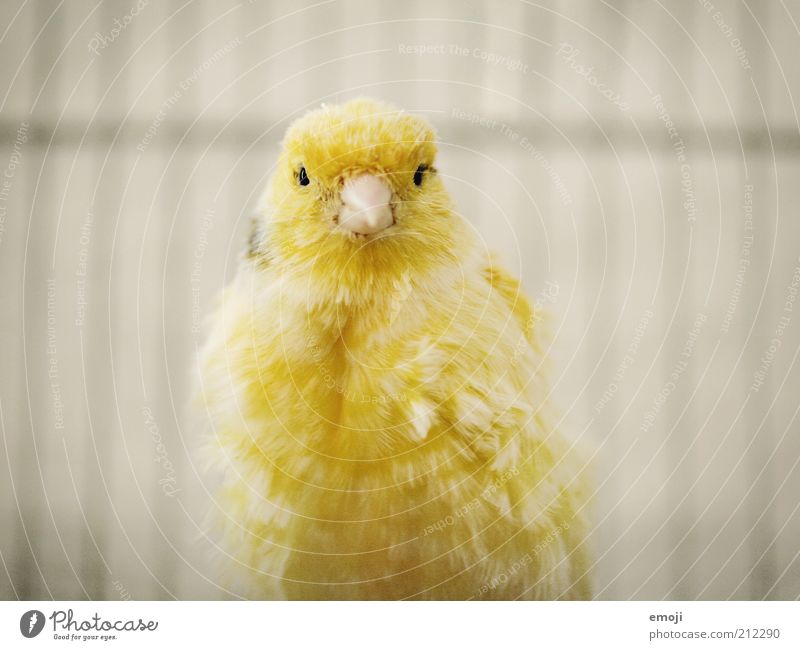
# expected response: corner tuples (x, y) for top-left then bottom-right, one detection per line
(0, 0), (799, 599)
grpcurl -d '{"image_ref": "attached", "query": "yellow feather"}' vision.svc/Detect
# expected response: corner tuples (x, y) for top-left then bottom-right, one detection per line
(197, 98), (592, 599)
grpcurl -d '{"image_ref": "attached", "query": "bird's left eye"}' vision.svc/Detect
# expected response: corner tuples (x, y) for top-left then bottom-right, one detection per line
(298, 166), (310, 186)
(413, 164), (428, 186)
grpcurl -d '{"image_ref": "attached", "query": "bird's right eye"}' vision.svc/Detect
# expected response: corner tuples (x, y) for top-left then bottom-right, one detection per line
(413, 164), (427, 186)
(297, 166), (310, 186)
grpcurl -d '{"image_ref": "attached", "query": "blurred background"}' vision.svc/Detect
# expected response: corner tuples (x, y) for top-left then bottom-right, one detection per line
(1, 0), (799, 600)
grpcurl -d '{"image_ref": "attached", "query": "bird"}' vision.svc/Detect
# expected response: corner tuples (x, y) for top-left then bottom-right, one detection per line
(196, 98), (592, 600)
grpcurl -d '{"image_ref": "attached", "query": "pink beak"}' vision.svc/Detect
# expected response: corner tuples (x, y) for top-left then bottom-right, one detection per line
(338, 174), (394, 235)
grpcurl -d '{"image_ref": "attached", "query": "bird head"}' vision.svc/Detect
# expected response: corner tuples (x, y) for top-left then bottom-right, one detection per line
(254, 99), (473, 307)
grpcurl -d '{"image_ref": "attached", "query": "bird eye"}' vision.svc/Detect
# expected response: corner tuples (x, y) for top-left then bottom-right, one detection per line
(297, 166), (310, 186)
(413, 164), (428, 186)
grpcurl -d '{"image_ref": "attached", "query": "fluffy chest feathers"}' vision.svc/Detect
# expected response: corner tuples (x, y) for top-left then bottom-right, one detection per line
(206, 260), (522, 467)
(199, 259), (590, 599)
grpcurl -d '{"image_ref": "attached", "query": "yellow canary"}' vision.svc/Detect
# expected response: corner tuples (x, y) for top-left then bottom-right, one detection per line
(197, 98), (591, 599)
